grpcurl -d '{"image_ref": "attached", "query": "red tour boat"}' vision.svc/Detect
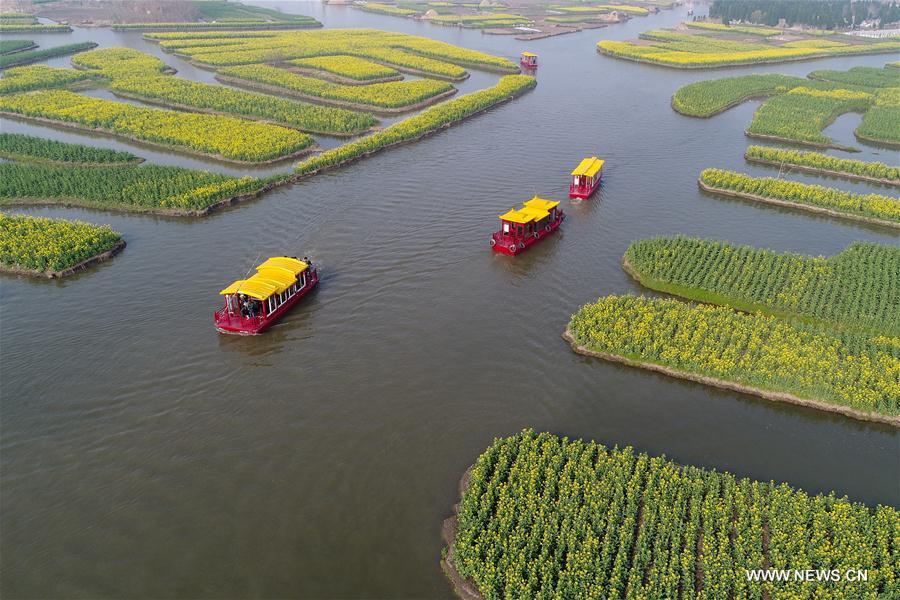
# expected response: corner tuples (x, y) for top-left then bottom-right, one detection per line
(569, 156), (604, 199)
(491, 196), (564, 256)
(520, 51), (538, 69)
(215, 256), (318, 335)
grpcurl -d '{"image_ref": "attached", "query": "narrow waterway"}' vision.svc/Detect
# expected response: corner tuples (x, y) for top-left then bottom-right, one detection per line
(1, 2), (898, 598)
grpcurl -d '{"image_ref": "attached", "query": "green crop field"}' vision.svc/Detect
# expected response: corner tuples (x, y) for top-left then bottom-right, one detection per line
(699, 168), (900, 226)
(0, 133), (140, 166)
(0, 162), (265, 213)
(744, 145), (899, 184)
(567, 295), (899, 418)
(451, 429), (900, 597)
(625, 237), (900, 335)
(0, 213), (122, 274)
(0, 42), (97, 69)
(746, 87), (872, 147)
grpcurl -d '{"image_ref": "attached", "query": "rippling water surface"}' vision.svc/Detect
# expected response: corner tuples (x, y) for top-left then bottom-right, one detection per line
(2, 2), (898, 597)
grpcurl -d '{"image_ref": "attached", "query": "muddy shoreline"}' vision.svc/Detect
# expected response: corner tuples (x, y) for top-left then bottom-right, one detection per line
(744, 154), (899, 187)
(697, 180), (899, 229)
(562, 328), (899, 427)
(214, 74), (458, 115)
(0, 239), (125, 279)
(441, 467), (483, 600)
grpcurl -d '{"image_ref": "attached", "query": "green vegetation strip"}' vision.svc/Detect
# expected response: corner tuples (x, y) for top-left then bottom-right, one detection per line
(448, 430), (900, 597)
(744, 145), (899, 186)
(0, 133), (141, 167)
(0, 90), (314, 163)
(0, 40), (35, 55)
(0, 23), (71, 32)
(808, 66), (900, 89)
(111, 19), (320, 31)
(294, 74), (535, 175)
(0, 213), (123, 277)
(0, 65), (96, 94)
(0, 42), (97, 69)
(0, 162), (269, 216)
(672, 74), (806, 117)
(699, 168), (900, 228)
(109, 75), (376, 136)
(218, 64), (455, 112)
(857, 87), (900, 147)
(746, 87), (872, 148)
(565, 296), (898, 422)
(624, 237), (899, 336)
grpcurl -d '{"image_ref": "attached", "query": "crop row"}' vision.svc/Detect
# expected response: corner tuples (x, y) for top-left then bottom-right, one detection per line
(744, 145), (899, 185)
(625, 237), (900, 335)
(295, 74), (535, 175)
(219, 64), (454, 110)
(683, 21), (781, 35)
(567, 295), (898, 417)
(142, 29), (519, 73)
(551, 4), (650, 15)
(109, 73), (376, 135)
(0, 90), (313, 163)
(357, 3), (419, 16)
(427, 14), (532, 28)
(598, 36), (900, 68)
(699, 168), (900, 226)
(0, 162), (265, 213)
(0, 40), (36, 55)
(110, 18), (321, 31)
(0, 65), (95, 94)
(641, 30), (771, 53)
(0, 213), (122, 274)
(747, 86), (873, 147)
(0, 41), (97, 69)
(288, 55), (400, 81)
(453, 429), (900, 598)
(0, 23), (71, 32)
(0, 132), (140, 166)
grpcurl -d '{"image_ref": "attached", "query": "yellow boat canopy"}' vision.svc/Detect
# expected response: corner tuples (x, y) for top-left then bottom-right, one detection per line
(220, 256), (308, 300)
(521, 51), (538, 57)
(500, 196), (558, 224)
(571, 157), (604, 178)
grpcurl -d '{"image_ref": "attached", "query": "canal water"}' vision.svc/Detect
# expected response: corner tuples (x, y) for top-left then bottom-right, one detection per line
(1, 2), (898, 598)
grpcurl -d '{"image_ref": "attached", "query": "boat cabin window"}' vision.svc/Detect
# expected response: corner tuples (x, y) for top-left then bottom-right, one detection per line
(503, 222), (510, 235)
(517, 225), (524, 237)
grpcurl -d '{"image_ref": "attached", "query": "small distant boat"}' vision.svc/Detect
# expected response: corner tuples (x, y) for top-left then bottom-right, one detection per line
(569, 156), (604, 199)
(520, 51), (538, 69)
(215, 256), (318, 335)
(491, 196), (564, 256)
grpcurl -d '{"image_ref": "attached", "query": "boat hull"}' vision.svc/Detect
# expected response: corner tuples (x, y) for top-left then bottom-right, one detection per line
(490, 213), (564, 256)
(569, 176), (601, 199)
(214, 268), (318, 335)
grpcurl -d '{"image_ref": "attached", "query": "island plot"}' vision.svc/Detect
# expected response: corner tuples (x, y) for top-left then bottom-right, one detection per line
(0, 27), (534, 275)
(0, 213), (124, 278)
(562, 235), (900, 425)
(599, 21), (900, 68)
(444, 430), (900, 599)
